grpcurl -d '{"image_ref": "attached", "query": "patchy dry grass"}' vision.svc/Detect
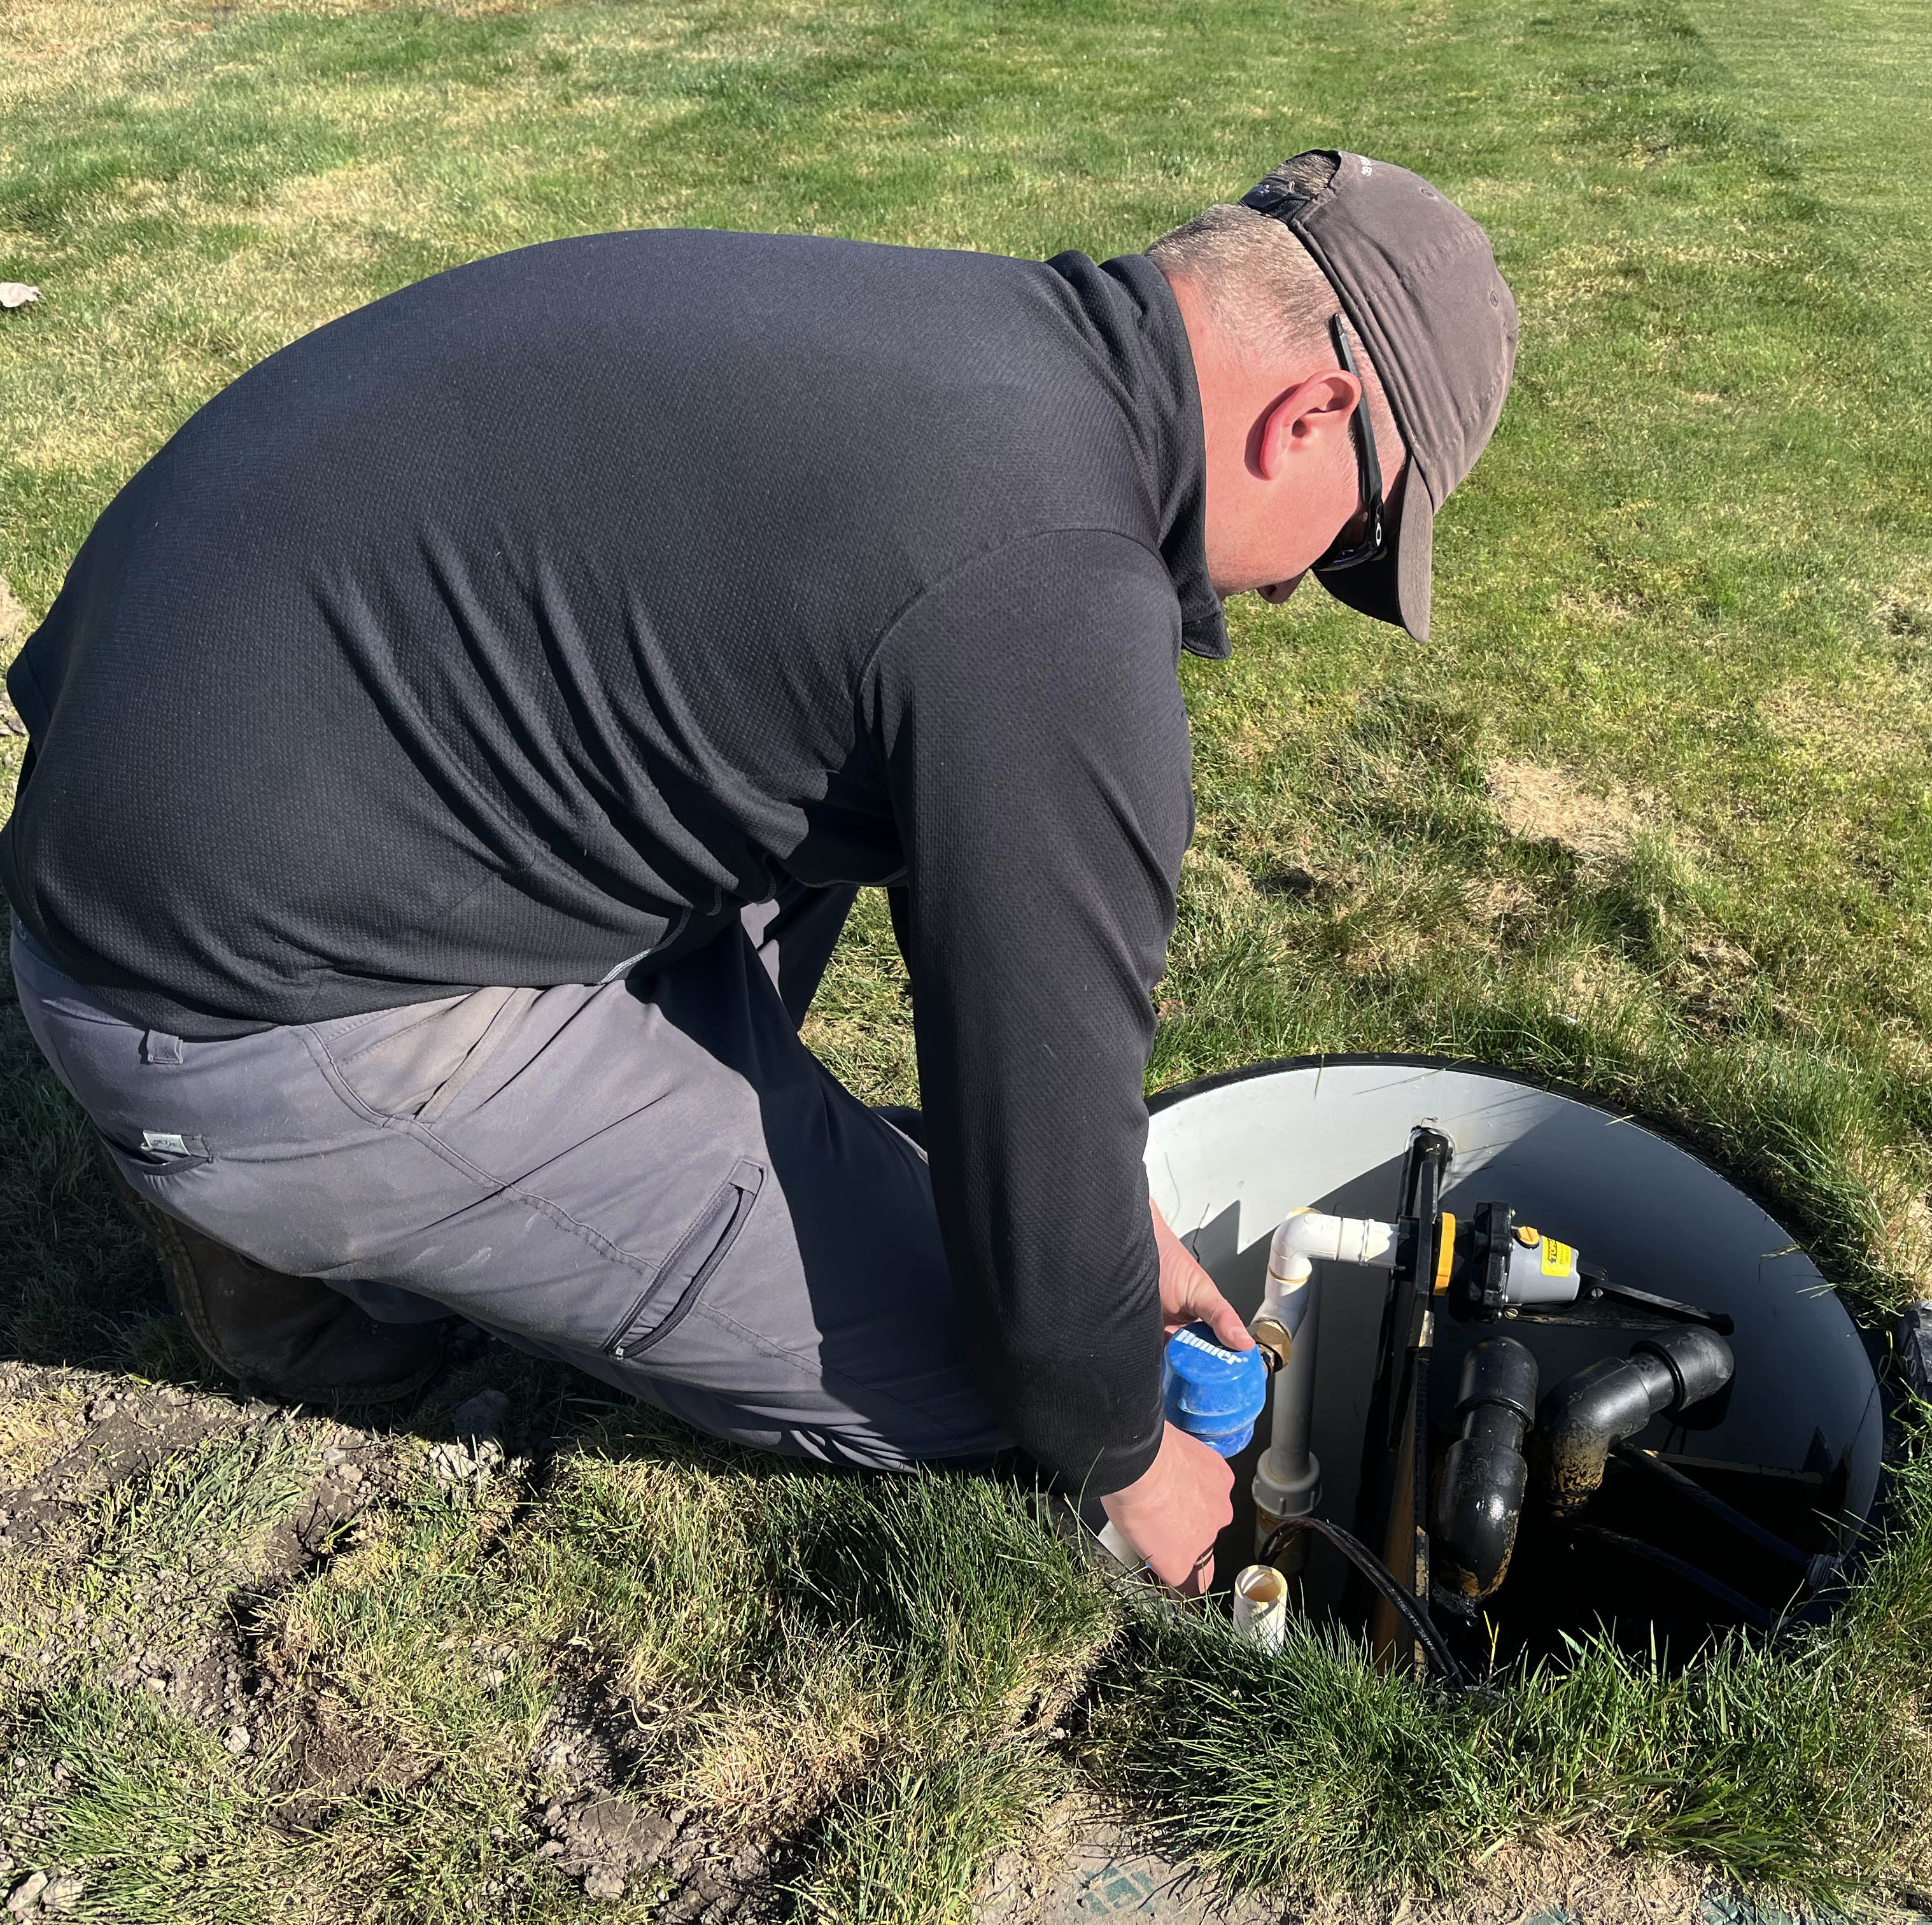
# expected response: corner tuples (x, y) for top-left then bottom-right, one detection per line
(1, 1365), (1118, 1922)
(1484, 759), (1647, 871)
(4, 0), (1932, 1915)
(0, 1374), (87, 1489)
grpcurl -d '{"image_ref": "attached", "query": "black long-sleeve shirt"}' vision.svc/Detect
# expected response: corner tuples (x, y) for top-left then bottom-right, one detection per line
(1, 229), (1229, 1493)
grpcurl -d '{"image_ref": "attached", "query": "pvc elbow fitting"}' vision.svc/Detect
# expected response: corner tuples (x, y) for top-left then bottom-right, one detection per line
(1270, 1209), (1400, 1273)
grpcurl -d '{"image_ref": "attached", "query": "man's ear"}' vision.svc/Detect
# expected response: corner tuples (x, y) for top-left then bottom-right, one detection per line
(1250, 370), (1362, 481)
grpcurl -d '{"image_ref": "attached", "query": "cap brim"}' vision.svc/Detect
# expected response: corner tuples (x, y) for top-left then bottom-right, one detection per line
(1320, 472), (1434, 643)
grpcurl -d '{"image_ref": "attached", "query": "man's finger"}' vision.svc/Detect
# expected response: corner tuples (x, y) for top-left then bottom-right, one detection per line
(1199, 1287), (1255, 1351)
(1153, 1202), (1256, 1351)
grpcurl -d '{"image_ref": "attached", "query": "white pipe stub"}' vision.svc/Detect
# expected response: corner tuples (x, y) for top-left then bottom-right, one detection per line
(1232, 1563), (1288, 1651)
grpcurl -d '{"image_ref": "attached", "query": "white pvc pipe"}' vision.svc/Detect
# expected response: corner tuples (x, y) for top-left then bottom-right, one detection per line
(1253, 1236), (1322, 1553)
(1252, 1212), (1392, 1546)
(1232, 1563), (1288, 1651)
(1147, 1058), (1885, 1575)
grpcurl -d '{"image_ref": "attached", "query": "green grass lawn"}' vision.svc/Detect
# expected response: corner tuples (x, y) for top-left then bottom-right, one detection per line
(4, 0), (1932, 1919)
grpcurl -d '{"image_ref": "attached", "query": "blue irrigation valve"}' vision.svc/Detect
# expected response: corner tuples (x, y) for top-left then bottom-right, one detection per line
(1162, 1322), (1268, 1458)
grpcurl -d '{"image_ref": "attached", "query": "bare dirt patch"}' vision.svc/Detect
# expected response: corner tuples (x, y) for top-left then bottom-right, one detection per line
(533, 1791), (776, 1915)
(0, 1364), (88, 1494)
(255, 1684), (439, 1833)
(0, 1369), (243, 1553)
(1486, 758), (1644, 870)
(525, 1672), (787, 1914)
(984, 1808), (1720, 1925)
(0, 1364), (408, 1725)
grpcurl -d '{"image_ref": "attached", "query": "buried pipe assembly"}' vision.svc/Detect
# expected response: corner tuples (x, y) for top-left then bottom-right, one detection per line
(1136, 1057), (1884, 1674)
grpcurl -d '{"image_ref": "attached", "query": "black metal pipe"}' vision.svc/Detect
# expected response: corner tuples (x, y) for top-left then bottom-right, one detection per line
(1609, 1444), (1813, 1572)
(1570, 1524), (1779, 1632)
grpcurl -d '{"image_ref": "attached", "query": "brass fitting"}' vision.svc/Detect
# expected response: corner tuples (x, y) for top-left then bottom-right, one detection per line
(1249, 1316), (1292, 1374)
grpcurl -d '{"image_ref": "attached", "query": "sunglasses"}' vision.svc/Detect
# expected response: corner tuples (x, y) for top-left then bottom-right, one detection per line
(1311, 312), (1388, 577)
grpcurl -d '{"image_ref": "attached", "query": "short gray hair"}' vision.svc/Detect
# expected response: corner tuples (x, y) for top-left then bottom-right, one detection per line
(1148, 201), (1404, 479)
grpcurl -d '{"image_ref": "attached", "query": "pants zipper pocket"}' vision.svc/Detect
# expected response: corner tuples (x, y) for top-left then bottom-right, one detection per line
(606, 1160), (765, 1360)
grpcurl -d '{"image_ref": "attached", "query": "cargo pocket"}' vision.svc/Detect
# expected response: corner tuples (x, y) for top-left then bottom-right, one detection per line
(605, 1160), (765, 1360)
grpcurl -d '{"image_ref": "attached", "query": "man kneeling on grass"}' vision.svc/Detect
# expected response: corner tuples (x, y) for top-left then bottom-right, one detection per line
(3, 152), (1514, 1594)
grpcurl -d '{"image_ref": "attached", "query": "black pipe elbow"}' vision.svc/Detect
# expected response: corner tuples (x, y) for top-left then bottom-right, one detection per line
(1432, 1336), (1539, 1607)
(1534, 1326), (1734, 1518)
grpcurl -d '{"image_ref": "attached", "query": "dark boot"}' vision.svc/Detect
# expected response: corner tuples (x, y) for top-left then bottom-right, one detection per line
(99, 1152), (448, 1406)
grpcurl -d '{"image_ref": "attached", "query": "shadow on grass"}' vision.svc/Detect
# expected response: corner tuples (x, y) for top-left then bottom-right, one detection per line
(0, 982), (197, 1379)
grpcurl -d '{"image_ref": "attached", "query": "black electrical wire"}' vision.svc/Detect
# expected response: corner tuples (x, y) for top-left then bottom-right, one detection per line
(1259, 1515), (1467, 1688)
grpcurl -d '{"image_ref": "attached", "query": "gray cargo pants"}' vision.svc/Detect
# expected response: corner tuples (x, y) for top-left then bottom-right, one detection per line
(10, 891), (1008, 1470)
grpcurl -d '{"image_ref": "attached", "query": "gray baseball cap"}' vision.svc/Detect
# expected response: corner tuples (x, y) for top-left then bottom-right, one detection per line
(1240, 151), (1518, 642)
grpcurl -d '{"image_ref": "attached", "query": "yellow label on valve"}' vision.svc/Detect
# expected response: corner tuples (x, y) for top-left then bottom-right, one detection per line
(1541, 1236), (1574, 1276)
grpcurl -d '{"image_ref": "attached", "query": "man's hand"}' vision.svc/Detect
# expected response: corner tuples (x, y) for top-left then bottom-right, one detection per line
(1100, 1421), (1235, 1595)
(1151, 1198), (1253, 1352)
(1096, 1202), (1250, 1594)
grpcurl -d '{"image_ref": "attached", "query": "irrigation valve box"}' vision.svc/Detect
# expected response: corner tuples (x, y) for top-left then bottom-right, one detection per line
(1205, 1122), (1857, 1688)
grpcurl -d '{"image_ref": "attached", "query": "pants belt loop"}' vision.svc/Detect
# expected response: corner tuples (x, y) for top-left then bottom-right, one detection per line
(141, 1030), (184, 1066)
